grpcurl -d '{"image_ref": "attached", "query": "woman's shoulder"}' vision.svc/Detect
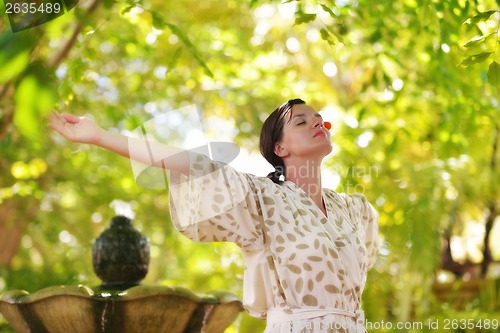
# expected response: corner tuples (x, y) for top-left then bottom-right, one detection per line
(323, 188), (370, 207)
(231, 167), (285, 194)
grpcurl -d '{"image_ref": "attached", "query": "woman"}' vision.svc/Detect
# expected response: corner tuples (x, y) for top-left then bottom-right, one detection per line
(50, 98), (379, 332)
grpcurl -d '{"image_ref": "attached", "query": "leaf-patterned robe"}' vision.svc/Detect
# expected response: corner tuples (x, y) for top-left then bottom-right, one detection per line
(169, 153), (379, 333)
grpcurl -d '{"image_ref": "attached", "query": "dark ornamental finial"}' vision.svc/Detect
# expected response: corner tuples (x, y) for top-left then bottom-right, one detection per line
(92, 215), (150, 289)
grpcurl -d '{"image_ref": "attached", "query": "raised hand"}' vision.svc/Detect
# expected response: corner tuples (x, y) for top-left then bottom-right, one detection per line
(49, 111), (190, 174)
(49, 112), (104, 145)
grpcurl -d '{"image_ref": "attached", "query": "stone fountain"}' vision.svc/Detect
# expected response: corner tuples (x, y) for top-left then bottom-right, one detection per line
(0, 215), (243, 332)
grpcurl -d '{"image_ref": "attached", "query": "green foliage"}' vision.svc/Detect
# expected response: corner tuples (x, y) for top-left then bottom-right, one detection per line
(14, 68), (58, 140)
(488, 61), (499, 93)
(0, 30), (36, 84)
(1, 0), (499, 332)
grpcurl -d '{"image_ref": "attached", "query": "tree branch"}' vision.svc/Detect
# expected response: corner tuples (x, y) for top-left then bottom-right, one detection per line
(481, 124), (499, 278)
(49, 0), (101, 68)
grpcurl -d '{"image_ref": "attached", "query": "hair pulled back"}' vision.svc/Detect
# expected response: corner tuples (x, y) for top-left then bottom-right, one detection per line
(259, 98), (305, 184)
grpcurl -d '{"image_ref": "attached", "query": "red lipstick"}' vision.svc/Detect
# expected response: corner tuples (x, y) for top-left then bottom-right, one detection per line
(314, 130), (327, 138)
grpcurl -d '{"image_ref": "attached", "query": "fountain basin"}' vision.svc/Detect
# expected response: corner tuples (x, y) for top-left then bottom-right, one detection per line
(0, 284), (243, 333)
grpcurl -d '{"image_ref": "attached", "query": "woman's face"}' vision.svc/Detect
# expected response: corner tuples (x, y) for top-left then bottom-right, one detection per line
(275, 104), (333, 161)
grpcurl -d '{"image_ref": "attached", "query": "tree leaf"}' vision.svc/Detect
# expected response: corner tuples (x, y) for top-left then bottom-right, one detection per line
(121, 5), (135, 15)
(0, 31), (36, 84)
(463, 10), (499, 24)
(462, 32), (495, 48)
(295, 13), (317, 25)
(324, 25), (344, 44)
(151, 12), (166, 30)
(487, 61), (500, 92)
(320, 28), (336, 46)
(14, 75), (57, 140)
(319, 3), (337, 18)
(459, 52), (493, 66)
(166, 47), (182, 74)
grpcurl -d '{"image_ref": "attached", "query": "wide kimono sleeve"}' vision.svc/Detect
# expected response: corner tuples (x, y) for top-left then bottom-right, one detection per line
(168, 152), (264, 250)
(344, 193), (380, 270)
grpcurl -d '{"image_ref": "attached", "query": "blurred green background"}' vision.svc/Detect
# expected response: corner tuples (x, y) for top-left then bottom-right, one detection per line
(0, 0), (499, 332)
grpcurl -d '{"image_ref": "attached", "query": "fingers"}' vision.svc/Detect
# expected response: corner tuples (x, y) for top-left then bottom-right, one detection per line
(48, 112), (75, 138)
(61, 113), (81, 124)
(48, 112), (63, 130)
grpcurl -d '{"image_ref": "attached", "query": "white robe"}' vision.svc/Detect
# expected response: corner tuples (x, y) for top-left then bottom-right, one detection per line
(169, 153), (379, 333)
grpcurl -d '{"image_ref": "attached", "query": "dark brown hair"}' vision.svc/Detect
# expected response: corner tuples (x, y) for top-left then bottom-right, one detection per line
(259, 98), (305, 184)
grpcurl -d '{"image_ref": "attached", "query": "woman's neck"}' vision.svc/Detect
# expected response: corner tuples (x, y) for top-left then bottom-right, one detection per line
(285, 159), (325, 214)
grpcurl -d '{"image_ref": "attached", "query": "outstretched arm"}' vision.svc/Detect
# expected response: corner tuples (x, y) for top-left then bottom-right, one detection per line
(49, 112), (190, 174)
